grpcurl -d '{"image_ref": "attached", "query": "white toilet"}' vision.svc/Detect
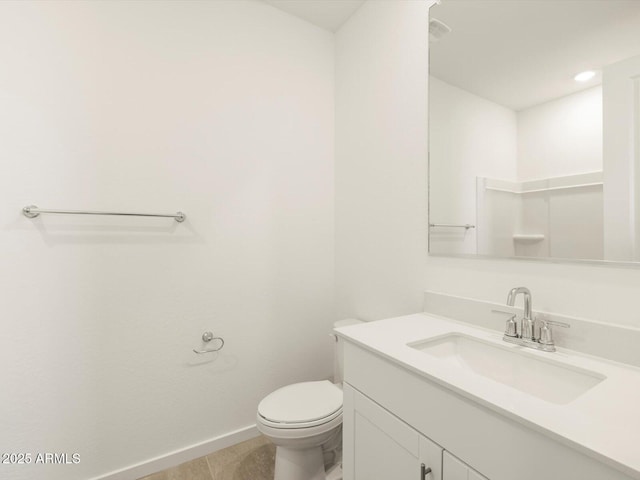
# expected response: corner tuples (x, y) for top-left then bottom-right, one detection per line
(256, 319), (362, 480)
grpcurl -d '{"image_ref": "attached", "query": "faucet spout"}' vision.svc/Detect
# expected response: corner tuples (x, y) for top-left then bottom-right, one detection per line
(506, 287), (533, 340)
(506, 287), (532, 320)
(502, 287), (566, 352)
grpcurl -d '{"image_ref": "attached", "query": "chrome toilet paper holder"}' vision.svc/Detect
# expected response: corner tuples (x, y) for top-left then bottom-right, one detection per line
(193, 331), (225, 354)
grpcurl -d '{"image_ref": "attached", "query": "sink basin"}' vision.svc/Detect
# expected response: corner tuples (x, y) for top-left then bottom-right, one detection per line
(408, 333), (606, 404)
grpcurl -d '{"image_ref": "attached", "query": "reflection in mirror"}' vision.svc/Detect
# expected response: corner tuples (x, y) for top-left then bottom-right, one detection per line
(428, 1), (640, 263)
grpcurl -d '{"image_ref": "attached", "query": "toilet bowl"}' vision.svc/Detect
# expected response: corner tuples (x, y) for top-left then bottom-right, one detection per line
(256, 319), (362, 480)
(256, 380), (343, 480)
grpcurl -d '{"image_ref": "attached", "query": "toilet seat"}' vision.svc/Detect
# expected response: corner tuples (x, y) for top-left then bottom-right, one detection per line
(259, 408), (342, 429)
(257, 380), (343, 429)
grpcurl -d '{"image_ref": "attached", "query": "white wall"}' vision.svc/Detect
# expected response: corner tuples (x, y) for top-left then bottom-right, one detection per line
(516, 87), (604, 259)
(0, 2), (334, 479)
(517, 86), (602, 181)
(432, 81), (604, 259)
(424, 255), (640, 329)
(335, 0), (431, 321)
(429, 76), (517, 255)
(548, 185), (603, 259)
(477, 186), (519, 257)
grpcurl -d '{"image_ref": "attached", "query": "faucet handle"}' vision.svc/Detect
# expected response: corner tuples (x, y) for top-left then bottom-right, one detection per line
(539, 321), (554, 345)
(504, 315), (518, 337)
(538, 319), (569, 346)
(546, 320), (570, 329)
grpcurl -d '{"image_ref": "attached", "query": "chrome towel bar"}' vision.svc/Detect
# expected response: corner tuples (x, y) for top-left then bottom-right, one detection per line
(429, 223), (475, 229)
(22, 205), (186, 223)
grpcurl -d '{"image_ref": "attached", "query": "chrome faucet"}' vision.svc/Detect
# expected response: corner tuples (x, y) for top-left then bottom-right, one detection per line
(503, 287), (569, 352)
(506, 287), (534, 340)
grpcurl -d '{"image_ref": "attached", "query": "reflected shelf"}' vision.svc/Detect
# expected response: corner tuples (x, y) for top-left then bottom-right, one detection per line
(513, 234), (545, 242)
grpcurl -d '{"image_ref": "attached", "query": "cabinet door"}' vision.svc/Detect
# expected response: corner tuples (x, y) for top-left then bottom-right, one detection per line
(443, 452), (488, 480)
(343, 383), (442, 480)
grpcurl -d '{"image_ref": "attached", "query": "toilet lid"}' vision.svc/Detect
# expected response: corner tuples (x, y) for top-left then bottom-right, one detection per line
(258, 380), (343, 424)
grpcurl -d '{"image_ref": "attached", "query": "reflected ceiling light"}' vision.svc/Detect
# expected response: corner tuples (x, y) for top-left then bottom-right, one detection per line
(574, 71), (596, 82)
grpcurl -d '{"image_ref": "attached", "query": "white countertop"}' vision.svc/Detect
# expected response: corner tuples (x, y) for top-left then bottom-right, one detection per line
(335, 313), (640, 479)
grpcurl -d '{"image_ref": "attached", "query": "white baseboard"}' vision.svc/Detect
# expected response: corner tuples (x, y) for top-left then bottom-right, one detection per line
(90, 424), (260, 480)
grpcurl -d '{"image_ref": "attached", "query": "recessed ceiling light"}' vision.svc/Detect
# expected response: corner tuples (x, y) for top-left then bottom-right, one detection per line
(574, 71), (596, 82)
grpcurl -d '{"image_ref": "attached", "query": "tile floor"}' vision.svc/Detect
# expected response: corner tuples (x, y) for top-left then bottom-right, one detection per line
(139, 435), (276, 480)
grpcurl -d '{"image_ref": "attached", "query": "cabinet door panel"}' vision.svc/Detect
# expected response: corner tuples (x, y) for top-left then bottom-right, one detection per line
(443, 451), (489, 480)
(443, 451), (469, 480)
(344, 383), (443, 480)
(354, 411), (418, 480)
(468, 470), (488, 480)
(354, 385), (419, 455)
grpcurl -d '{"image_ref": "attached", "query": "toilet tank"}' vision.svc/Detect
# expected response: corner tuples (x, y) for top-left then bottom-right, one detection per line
(332, 318), (364, 384)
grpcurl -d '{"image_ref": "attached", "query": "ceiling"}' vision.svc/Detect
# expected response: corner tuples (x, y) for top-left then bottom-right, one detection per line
(430, 1), (640, 111)
(262, 0), (640, 110)
(263, 0), (366, 32)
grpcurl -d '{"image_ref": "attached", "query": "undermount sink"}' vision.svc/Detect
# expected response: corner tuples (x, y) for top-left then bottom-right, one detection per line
(408, 333), (606, 404)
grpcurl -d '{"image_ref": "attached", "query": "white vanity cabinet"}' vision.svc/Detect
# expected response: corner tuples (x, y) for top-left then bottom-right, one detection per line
(343, 383), (443, 480)
(340, 337), (637, 480)
(343, 383), (490, 480)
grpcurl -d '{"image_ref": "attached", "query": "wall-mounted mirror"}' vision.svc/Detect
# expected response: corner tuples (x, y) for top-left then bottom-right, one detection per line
(428, 0), (640, 263)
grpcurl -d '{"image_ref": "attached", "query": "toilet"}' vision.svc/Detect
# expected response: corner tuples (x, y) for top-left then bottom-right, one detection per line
(256, 319), (362, 480)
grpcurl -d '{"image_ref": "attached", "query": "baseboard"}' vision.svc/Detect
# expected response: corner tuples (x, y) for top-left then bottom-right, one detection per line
(90, 424), (260, 480)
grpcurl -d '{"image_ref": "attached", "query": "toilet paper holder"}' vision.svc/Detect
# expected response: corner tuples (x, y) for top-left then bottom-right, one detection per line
(193, 331), (225, 354)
